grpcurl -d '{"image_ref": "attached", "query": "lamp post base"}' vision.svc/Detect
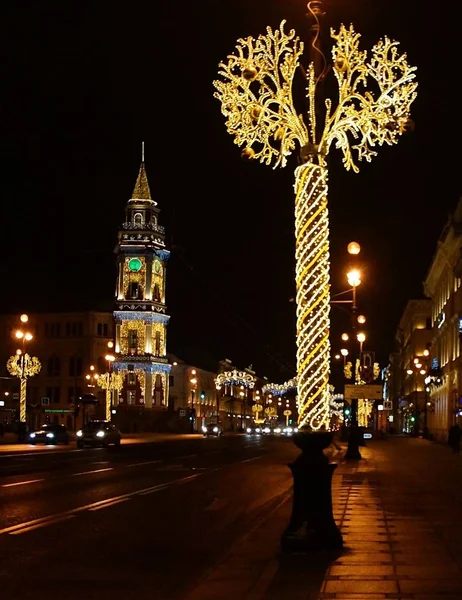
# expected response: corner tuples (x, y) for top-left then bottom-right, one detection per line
(281, 432), (343, 553)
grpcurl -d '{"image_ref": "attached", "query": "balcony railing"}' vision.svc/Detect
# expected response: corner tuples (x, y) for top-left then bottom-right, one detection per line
(122, 222), (165, 234)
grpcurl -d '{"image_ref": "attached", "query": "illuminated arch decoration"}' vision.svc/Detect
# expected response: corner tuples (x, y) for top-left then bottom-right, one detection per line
(262, 377), (297, 397)
(214, 16), (417, 429)
(214, 369), (256, 390)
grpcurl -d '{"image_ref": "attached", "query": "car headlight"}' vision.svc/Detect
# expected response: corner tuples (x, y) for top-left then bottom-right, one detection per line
(264, 427), (270, 433)
(246, 428), (251, 433)
(96, 430), (105, 438)
(30, 433), (36, 438)
(46, 432), (54, 438)
(76, 430), (83, 437)
(294, 427), (298, 433)
(274, 428), (281, 434)
(202, 427), (207, 433)
(213, 427), (218, 433)
(255, 428), (261, 433)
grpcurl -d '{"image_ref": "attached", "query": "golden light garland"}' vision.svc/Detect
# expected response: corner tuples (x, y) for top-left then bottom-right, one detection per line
(7, 353), (41, 422)
(120, 320), (146, 355)
(98, 372), (125, 420)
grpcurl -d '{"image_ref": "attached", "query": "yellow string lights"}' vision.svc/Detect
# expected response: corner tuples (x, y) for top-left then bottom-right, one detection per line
(214, 16), (417, 429)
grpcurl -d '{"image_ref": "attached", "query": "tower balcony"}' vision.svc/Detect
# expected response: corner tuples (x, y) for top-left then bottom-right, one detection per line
(122, 221), (165, 234)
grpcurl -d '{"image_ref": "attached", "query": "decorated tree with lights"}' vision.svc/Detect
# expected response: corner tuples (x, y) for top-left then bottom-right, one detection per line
(214, 10), (417, 430)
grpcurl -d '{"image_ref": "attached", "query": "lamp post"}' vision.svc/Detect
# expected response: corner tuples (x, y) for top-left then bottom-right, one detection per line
(406, 354), (428, 435)
(214, 2), (417, 431)
(6, 314), (41, 426)
(189, 369), (197, 433)
(83, 365), (99, 427)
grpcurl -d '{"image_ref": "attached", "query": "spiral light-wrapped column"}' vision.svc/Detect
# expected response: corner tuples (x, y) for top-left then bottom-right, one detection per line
(294, 162), (331, 429)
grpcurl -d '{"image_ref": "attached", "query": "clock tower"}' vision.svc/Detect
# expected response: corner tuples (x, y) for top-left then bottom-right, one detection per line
(112, 150), (171, 425)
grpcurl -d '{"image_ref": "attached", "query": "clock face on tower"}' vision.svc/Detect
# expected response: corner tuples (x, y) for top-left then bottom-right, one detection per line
(128, 257), (142, 272)
(154, 260), (161, 275)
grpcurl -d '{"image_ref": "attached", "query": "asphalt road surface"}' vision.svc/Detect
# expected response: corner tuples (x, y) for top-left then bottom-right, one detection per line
(0, 434), (299, 600)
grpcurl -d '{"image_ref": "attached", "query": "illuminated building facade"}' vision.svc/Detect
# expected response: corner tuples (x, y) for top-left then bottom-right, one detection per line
(391, 300), (432, 433)
(424, 198), (462, 441)
(112, 157), (171, 430)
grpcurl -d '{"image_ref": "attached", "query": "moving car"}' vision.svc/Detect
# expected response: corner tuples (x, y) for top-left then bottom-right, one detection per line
(76, 421), (121, 448)
(202, 423), (223, 437)
(29, 424), (69, 445)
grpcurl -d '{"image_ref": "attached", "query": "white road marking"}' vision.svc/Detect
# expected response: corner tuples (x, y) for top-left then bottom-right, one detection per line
(2, 479), (44, 488)
(241, 456), (263, 463)
(88, 498), (130, 511)
(70, 468), (113, 477)
(10, 515), (75, 535)
(175, 454), (197, 460)
(0, 472), (205, 536)
(126, 459), (162, 468)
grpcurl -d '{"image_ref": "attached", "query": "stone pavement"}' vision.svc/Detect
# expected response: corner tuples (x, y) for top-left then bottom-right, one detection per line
(182, 436), (462, 600)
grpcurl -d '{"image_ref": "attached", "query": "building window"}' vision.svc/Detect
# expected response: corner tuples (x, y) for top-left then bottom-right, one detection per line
(134, 212), (143, 225)
(154, 283), (161, 302)
(169, 375), (174, 387)
(128, 330), (138, 350)
(72, 323), (77, 336)
(128, 282), (143, 300)
(66, 322), (71, 336)
(47, 357), (60, 376)
(77, 322), (83, 336)
(46, 386), (60, 404)
(128, 390), (136, 405)
(103, 323), (108, 337)
(69, 356), (82, 376)
(155, 331), (161, 355)
(128, 372), (136, 386)
(97, 323), (103, 336)
(426, 317), (432, 330)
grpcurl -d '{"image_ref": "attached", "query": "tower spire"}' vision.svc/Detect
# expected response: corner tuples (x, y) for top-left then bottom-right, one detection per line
(131, 142), (153, 202)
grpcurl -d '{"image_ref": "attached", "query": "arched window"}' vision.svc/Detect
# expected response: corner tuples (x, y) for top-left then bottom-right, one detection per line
(128, 282), (143, 300)
(155, 331), (161, 355)
(134, 212), (143, 225)
(154, 374), (163, 405)
(154, 283), (161, 302)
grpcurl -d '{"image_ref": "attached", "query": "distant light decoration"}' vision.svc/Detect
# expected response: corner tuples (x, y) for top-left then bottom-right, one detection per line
(214, 16), (417, 429)
(214, 369), (256, 390)
(7, 353), (41, 422)
(262, 377), (297, 397)
(98, 372), (125, 420)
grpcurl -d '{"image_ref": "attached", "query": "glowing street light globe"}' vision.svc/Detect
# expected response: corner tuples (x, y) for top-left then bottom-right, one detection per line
(357, 315), (366, 324)
(347, 242), (361, 255)
(341, 333), (349, 341)
(347, 269), (361, 287)
(340, 348), (348, 356)
(357, 332), (366, 343)
(20, 314), (29, 323)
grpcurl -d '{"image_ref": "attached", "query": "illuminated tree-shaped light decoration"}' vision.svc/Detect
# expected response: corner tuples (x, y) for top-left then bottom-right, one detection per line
(214, 21), (417, 429)
(7, 353), (41, 423)
(98, 372), (125, 421)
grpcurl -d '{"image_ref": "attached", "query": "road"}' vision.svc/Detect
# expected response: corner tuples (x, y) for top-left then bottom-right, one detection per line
(0, 433), (299, 600)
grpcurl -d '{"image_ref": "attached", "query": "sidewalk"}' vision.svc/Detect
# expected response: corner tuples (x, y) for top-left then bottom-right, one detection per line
(183, 437), (462, 600)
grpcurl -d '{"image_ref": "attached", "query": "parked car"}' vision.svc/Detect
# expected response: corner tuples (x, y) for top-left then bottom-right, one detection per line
(76, 421), (121, 448)
(202, 423), (223, 437)
(29, 424), (69, 445)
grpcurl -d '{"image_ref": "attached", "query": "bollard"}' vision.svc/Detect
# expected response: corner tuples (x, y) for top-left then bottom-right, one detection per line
(344, 424), (363, 460)
(281, 431), (343, 552)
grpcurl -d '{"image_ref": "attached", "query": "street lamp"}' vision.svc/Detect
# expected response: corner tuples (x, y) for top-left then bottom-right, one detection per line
(357, 332), (366, 353)
(6, 314), (41, 425)
(189, 369), (197, 433)
(214, 1), (417, 430)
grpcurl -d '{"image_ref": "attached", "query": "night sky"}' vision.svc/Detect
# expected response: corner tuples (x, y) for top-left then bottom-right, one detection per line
(1, 0), (460, 385)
